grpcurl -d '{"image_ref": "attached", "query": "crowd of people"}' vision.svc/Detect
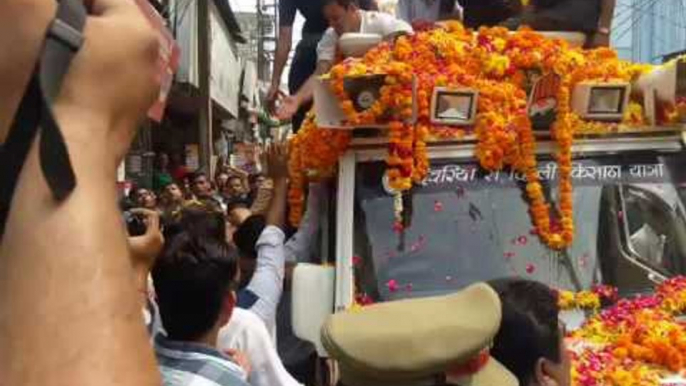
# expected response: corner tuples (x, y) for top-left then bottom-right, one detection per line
(0, 0), (602, 385)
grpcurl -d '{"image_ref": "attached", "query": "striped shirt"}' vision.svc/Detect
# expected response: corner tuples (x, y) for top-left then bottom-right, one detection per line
(155, 334), (250, 386)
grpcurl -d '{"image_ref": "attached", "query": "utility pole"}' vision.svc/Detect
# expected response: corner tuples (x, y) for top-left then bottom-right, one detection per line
(257, 0), (265, 80)
(198, 0), (213, 172)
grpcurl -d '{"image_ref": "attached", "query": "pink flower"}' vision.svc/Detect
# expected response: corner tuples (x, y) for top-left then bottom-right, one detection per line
(386, 279), (399, 292)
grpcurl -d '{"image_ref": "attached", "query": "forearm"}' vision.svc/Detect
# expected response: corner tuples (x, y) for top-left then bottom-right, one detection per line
(266, 178), (288, 228)
(0, 118), (159, 385)
(293, 75), (318, 109)
(247, 227), (286, 324)
(134, 263), (152, 308)
(272, 34), (292, 89)
(598, 0), (616, 29)
(250, 185), (273, 215)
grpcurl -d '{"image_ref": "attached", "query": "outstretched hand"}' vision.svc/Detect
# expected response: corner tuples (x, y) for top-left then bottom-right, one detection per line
(276, 95), (300, 121)
(264, 142), (290, 181)
(224, 349), (252, 376)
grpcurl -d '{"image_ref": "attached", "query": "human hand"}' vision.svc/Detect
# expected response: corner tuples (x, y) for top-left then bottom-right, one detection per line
(276, 95), (300, 121)
(587, 32), (610, 48)
(225, 349), (252, 376)
(128, 208), (164, 271)
(411, 19), (434, 31)
(56, 0), (160, 165)
(266, 84), (285, 114)
(264, 142), (289, 181)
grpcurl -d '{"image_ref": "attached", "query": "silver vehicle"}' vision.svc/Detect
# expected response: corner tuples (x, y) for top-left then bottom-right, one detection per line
(291, 131), (686, 358)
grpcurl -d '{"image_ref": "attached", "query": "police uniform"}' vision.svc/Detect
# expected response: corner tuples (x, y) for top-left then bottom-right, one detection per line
(321, 283), (519, 386)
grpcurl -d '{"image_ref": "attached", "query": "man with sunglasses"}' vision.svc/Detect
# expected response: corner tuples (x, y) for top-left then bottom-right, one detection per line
(268, 0), (379, 132)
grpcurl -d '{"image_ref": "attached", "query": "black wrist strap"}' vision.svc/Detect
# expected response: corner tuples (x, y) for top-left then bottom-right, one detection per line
(0, 0), (86, 240)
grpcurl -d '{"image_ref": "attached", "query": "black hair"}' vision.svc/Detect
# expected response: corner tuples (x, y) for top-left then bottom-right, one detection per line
(163, 206), (226, 242)
(488, 278), (561, 386)
(152, 232), (238, 341)
(233, 215), (267, 259)
(248, 173), (265, 186)
(190, 170), (208, 182)
(183, 207), (225, 240)
(226, 199), (251, 214)
(227, 175), (243, 184)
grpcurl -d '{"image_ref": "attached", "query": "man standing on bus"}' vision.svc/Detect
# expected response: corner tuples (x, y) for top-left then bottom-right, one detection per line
(267, 0), (378, 132)
(276, 0), (412, 122)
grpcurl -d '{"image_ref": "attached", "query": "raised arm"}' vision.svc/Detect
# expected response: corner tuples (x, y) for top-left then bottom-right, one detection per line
(0, 0), (162, 385)
(265, 142), (289, 229)
(589, 0), (616, 48)
(242, 143), (290, 328)
(267, 0), (296, 111)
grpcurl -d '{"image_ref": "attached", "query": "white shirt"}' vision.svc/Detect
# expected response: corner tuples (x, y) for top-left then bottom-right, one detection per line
(240, 184), (324, 342)
(317, 10), (413, 62)
(243, 225), (286, 340)
(396, 0), (462, 23)
(218, 308), (303, 386)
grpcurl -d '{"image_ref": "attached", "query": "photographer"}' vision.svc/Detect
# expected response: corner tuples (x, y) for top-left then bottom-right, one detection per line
(0, 0), (162, 385)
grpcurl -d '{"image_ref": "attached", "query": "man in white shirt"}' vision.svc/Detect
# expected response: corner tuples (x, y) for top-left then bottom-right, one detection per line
(396, 0), (463, 25)
(277, 0), (413, 121)
(231, 182), (325, 386)
(232, 144), (290, 339)
(218, 308), (304, 386)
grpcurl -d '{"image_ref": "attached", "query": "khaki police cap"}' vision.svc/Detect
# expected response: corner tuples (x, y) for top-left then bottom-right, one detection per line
(321, 283), (518, 386)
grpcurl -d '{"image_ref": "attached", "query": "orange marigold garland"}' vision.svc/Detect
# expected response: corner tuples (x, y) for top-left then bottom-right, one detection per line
(287, 23), (658, 249)
(568, 277), (686, 386)
(288, 114), (351, 226)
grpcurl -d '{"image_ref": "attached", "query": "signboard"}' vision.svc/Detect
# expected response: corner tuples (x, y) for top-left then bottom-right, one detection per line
(528, 73), (561, 130)
(134, 0), (181, 122)
(185, 144), (200, 171)
(232, 143), (259, 174)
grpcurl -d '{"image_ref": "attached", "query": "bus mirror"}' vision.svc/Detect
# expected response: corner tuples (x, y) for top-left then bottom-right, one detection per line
(292, 263), (335, 357)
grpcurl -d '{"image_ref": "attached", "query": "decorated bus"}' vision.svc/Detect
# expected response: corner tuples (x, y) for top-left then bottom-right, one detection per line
(286, 22), (686, 386)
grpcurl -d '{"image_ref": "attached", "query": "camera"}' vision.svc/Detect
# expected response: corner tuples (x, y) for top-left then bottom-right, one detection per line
(123, 211), (147, 237)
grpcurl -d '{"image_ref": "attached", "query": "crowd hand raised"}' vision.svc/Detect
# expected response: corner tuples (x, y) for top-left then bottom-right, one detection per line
(128, 208), (164, 272)
(264, 142), (290, 181)
(56, 0), (161, 166)
(225, 349), (252, 376)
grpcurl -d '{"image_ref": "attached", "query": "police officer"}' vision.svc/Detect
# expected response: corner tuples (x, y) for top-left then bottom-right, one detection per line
(321, 283), (518, 386)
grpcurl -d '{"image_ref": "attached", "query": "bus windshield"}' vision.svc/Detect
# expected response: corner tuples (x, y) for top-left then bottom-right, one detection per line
(352, 152), (686, 303)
